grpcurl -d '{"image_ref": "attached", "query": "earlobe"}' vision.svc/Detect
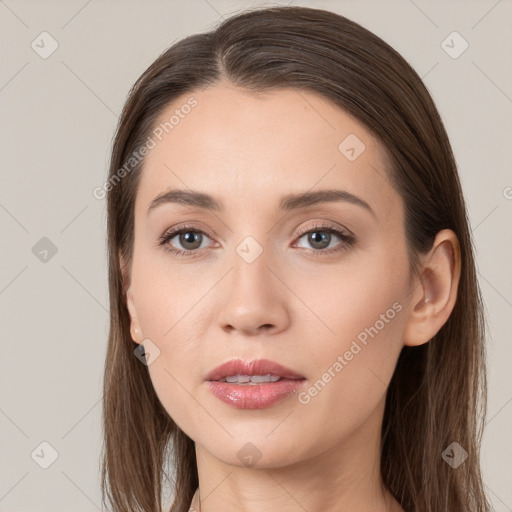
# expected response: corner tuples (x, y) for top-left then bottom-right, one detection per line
(403, 229), (461, 347)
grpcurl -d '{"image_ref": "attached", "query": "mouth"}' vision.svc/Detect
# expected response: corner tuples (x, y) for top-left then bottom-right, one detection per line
(205, 358), (306, 409)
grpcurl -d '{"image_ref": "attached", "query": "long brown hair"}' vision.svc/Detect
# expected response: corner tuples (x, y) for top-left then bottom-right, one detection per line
(100, 6), (491, 511)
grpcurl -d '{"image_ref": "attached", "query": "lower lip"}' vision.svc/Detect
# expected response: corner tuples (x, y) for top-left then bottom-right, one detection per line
(206, 379), (306, 409)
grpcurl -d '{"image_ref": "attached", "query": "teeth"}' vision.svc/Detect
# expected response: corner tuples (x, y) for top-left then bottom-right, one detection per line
(222, 374), (281, 384)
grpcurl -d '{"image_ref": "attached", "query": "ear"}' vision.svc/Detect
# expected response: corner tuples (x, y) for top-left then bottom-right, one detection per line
(403, 229), (461, 347)
(126, 286), (144, 344)
(119, 251), (144, 344)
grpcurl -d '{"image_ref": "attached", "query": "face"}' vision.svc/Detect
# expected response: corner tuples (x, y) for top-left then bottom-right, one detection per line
(125, 83), (413, 468)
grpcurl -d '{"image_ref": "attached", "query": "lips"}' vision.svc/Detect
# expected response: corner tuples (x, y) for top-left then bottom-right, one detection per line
(205, 358), (305, 382)
(205, 358), (307, 409)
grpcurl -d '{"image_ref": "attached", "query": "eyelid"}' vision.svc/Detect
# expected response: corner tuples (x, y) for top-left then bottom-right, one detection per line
(160, 220), (352, 240)
(158, 222), (216, 243)
(294, 221), (353, 239)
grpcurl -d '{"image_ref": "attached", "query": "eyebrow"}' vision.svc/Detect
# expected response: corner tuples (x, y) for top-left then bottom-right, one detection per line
(147, 188), (376, 217)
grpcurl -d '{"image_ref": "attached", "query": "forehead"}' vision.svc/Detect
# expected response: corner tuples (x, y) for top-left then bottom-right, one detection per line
(135, 84), (400, 220)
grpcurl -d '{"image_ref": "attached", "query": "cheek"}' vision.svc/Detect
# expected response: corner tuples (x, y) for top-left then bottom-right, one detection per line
(288, 237), (408, 351)
(288, 247), (408, 429)
(130, 243), (210, 340)
(129, 253), (217, 434)
(289, 306), (405, 448)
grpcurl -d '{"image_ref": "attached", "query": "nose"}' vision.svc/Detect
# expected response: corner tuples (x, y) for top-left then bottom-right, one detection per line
(217, 247), (291, 337)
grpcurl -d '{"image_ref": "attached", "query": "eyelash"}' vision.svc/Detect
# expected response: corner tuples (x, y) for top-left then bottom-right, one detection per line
(157, 222), (356, 259)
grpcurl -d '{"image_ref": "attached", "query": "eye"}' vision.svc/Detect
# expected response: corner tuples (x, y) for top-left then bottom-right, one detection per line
(158, 225), (213, 257)
(294, 222), (355, 255)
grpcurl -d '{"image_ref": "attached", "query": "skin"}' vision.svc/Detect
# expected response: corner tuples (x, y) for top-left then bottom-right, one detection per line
(123, 82), (461, 512)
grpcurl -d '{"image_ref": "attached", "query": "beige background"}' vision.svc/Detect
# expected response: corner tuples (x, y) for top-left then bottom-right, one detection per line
(1, 0), (511, 510)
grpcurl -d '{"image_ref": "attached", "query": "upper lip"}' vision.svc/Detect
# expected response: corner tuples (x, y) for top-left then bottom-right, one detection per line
(205, 358), (305, 381)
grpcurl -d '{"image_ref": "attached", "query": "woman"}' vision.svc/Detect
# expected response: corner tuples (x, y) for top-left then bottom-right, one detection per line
(100, 6), (491, 512)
